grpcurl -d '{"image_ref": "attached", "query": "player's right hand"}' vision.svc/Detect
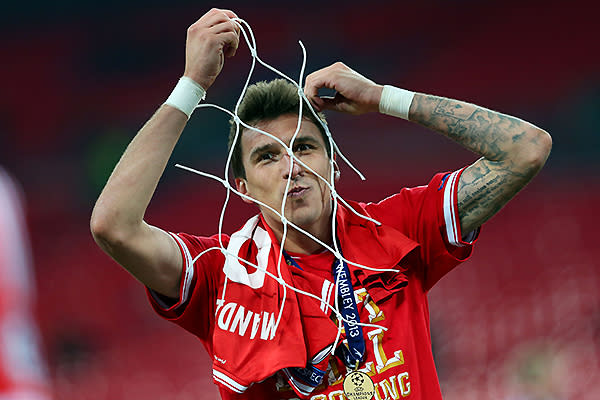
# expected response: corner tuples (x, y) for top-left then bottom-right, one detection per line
(304, 62), (383, 115)
(183, 8), (240, 90)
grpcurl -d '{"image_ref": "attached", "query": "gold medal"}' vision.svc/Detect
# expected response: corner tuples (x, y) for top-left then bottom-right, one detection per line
(342, 371), (375, 400)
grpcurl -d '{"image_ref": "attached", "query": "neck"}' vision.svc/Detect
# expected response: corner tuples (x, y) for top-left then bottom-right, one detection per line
(265, 216), (333, 255)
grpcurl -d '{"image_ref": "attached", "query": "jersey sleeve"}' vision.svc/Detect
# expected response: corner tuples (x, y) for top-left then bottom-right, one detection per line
(146, 232), (226, 347)
(364, 169), (480, 291)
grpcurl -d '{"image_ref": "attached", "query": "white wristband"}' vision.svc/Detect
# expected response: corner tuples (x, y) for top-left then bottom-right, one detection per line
(164, 77), (206, 119)
(378, 85), (415, 120)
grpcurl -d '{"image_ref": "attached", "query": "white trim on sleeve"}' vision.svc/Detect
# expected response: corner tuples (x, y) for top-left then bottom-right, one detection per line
(442, 169), (479, 247)
(213, 370), (248, 393)
(443, 170), (462, 246)
(167, 232), (195, 306)
(443, 170), (482, 249)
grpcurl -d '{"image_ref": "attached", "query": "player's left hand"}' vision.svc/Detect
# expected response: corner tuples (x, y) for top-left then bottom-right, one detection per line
(304, 62), (383, 115)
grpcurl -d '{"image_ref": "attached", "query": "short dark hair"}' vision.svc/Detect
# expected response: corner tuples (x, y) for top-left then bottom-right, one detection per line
(228, 79), (330, 178)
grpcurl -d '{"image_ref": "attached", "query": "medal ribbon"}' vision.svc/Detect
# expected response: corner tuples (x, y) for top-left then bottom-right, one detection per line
(283, 249), (366, 368)
(332, 257), (365, 369)
(280, 249), (366, 397)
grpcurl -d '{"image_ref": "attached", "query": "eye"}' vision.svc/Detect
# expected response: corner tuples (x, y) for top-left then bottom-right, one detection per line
(258, 152), (274, 161)
(294, 143), (314, 153)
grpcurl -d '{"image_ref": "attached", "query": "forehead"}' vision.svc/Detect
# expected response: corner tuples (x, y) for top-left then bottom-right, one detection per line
(240, 114), (326, 156)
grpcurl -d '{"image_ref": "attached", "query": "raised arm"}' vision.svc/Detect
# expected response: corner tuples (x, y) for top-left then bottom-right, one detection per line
(90, 8), (240, 298)
(304, 62), (552, 235)
(408, 95), (551, 234)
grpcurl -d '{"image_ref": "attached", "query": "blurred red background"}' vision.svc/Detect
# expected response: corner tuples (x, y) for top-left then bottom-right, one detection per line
(1, 0), (598, 399)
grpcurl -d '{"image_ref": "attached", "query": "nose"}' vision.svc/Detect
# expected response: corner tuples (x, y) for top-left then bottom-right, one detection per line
(282, 153), (302, 180)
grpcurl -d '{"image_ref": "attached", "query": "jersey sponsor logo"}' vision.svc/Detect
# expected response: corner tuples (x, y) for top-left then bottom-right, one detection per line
(214, 355), (227, 364)
(215, 301), (277, 340)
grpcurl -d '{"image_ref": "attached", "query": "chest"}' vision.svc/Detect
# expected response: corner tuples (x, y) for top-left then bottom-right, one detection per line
(269, 277), (435, 400)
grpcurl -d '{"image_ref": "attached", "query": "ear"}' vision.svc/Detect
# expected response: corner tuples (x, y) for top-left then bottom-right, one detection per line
(235, 178), (254, 204)
(333, 158), (341, 181)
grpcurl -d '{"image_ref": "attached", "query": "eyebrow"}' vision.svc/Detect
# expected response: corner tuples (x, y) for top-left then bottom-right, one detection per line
(248, 135), (322, 161)
(293, 136), (322, 147)
(249, 142), (279, 162)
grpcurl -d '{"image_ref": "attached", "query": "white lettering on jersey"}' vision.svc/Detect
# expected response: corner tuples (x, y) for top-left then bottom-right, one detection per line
(216, 302), (276, 341)
(223, 216), (271, 289)
(260, 311), (277, 340)
(250, 312), (262, 339)
(217, 302), (237, 331)
(229, 305), (253, 336)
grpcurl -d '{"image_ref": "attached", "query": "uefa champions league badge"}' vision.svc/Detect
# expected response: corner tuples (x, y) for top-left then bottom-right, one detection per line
(343, 371), (375, 400)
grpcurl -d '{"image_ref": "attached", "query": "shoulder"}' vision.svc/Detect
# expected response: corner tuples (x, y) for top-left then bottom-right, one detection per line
(169, 232), (229, 252)
(167, 232), (229, 275)
(356, 171), (453, 226)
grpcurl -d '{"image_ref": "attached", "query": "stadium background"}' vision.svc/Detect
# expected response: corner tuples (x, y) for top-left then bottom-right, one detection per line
(1, 0), (598, 398)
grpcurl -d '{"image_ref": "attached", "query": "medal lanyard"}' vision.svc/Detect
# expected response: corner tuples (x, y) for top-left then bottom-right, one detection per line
(282, 247), (366, 370)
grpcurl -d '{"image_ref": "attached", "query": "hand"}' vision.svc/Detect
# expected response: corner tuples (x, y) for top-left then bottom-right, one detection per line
(183, 8), (240, 90)
(304, 62), (383, 115)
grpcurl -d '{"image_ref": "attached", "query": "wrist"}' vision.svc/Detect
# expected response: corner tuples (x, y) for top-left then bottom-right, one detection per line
(164, 77), (206, 119)
(378, 85), (415, 120)
(368, 84), (384, 113)
(183, 70), (212, 92)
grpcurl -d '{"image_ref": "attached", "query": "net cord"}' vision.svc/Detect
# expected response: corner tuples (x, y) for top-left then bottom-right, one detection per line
(174, 18), (399, 350)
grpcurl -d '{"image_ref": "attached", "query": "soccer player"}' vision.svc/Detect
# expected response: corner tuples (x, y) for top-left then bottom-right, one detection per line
(90, 8), (552, 400)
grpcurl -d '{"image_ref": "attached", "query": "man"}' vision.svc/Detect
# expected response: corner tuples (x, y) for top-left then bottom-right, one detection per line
(90, 8), (551, 400)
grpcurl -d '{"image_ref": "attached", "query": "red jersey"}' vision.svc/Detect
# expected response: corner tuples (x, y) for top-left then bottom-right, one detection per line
(148, 169), (478, 400)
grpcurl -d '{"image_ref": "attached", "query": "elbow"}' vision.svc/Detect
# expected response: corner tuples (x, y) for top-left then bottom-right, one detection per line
(90, 210), (115, 250)
(531, 128), (552, 168)
(517, 128), (552, 174)
(90, 207), (128, 251)
(90, 211), (109, 244)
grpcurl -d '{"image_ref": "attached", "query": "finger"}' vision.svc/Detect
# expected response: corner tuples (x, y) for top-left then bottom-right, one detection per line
(210, 11), (240, 35)
(222, 31), (240, 58)
(208, 22), (240, 56)
(304, 72), (326, 100)
(320, 93), (357, 114)
(229, 18), (241, 37)
(309, 96), (325, 112)
(209, 18), (239, 33)
(217, 9), (239, 20)
(205, 8), (238, 21)
(200, 9), (238, 29)
(305, 63), (339, 83)
(319, 94), (343, 111)
(303, 80), (317, 101)
(303, 79), (320, 110)
(304, 73), (336, 111)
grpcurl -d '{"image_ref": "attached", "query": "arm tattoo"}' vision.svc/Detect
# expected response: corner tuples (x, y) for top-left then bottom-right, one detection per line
(433, 100), (476, 120)
(456, 159), (531, 233)
(409, 94), (549, 233)
(412, 94), (529, 161)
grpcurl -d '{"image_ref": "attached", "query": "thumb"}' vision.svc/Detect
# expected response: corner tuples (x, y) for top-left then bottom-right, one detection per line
(319, 93), (354, 113)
